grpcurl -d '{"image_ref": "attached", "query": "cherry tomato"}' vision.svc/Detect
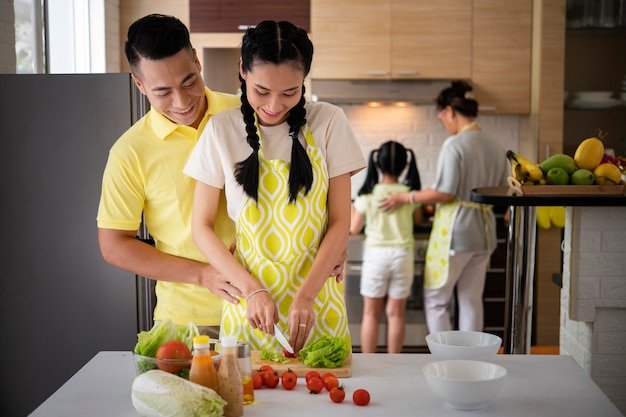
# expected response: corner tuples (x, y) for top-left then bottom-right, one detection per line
(283, 348), (296, 358)
(353, 388), (371, 406)
(259, 364), (274, 373)
(305, 370), (321, 383)
(263, 371), (280, 389)
(281, 369), (297, 390)
(321, 372), (335, 382)
(306, 376), (324, 394)
(323, 375), (339, 391)
(329, 386), (346, 403)
(252, 372), (263, 389)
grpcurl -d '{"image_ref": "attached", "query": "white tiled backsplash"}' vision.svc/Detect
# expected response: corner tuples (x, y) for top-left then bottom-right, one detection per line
(339, 104), (521, 199)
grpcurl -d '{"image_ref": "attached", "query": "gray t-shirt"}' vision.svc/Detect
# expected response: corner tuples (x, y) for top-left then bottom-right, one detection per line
(431, 130), (509, 252)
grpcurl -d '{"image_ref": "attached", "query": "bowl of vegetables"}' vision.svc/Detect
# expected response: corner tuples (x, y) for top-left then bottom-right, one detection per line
(133, 350), (221, 379)
(425, 330), (502, 362)
(422, 359), (507, 410)
(132, 319), (220, 379)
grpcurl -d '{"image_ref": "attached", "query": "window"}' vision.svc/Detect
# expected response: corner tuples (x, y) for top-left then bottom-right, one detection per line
(14, 0), (45, 73)
(14, 0), (105, 74)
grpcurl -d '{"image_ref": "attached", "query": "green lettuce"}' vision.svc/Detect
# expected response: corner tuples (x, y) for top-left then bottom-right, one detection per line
(131, 370), (226, 417)
(134, 319), (199, 357)
(261, 347), (289, 364)
(298, 335), (350, 368)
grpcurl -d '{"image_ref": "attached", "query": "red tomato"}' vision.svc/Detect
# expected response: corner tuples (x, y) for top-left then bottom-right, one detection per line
(324, 375), (339, 391)
(281, 369), (297, 390)
(252, 372), (263, 389)
(306, 376), (324, 394)
(263, 371), (280, 389)
(259, 364), (274, 373)
(283, 348), (296, 358)
(155, 340), (191, 373)
(353, 389), (371, 406)
(329, 386), (346, 403)
(305, 370), (321, 383)
(321, 372), (335, 382)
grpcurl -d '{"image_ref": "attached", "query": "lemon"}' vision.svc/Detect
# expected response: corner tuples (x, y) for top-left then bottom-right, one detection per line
(593, 163), (621, 185)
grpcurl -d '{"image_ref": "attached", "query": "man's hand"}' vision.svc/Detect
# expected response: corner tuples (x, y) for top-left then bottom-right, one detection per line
(202, 243), (243, 303)
(330, 246), (348, 283)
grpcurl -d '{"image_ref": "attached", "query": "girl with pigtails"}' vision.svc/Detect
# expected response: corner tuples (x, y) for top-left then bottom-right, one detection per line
(184, 20), (366, 353)
(350, 141), (423, 353)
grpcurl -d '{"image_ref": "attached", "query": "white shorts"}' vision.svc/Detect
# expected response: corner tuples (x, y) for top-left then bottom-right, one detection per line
(360, 246), (414, 299)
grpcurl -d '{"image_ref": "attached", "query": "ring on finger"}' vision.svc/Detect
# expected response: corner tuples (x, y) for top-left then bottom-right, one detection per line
(299, 323), (307, 328)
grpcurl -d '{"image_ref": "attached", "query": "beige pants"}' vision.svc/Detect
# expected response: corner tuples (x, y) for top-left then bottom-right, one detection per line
(424, 251), (490, 334)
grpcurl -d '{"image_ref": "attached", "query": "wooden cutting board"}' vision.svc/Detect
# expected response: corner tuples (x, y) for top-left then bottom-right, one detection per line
(250, 350), (352, 378)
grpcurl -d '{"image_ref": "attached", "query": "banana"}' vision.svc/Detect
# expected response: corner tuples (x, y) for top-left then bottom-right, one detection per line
(506, 150), (544, 183)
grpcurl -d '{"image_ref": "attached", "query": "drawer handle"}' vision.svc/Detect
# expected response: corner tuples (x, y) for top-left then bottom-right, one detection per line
(366, 71), (389, 76)
(395, 70), (417, 76)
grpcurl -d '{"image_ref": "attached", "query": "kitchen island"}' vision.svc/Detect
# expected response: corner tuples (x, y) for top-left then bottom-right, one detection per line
(30, 351), (622, 417)
(470, 186), (626, 355)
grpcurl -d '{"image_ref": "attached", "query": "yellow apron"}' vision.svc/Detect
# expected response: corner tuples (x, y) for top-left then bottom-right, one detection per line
(220, 124), (350, 350)
(424, 199), (492, 289)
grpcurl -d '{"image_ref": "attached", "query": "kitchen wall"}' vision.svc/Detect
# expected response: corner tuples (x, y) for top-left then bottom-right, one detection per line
(339, 104), (520, 199)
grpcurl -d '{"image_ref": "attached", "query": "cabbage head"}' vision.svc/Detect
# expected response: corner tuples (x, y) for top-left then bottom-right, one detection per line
(131, 370), (226, 417)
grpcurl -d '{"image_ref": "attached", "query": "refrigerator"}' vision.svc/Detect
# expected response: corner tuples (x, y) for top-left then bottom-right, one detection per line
(0, 73), (150, 416)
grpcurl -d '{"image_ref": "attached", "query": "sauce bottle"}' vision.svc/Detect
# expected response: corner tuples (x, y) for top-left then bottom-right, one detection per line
(238, 342), (254, 405)
(189, 335), (217, 391)
(217, 336), (244, 417)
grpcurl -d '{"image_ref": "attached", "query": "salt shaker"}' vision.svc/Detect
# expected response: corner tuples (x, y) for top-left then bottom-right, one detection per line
(238, 342), (255, 404)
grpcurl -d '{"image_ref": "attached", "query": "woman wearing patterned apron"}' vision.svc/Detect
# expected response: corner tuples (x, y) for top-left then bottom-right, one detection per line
(184, 21), (366, 353)
(380, 81), (509, 334)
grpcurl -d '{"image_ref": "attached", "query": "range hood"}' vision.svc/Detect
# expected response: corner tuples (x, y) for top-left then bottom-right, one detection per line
(310, 79), (451, 105)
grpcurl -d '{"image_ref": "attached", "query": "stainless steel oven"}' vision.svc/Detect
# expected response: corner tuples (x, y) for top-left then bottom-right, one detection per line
(345, 234), (430, 352)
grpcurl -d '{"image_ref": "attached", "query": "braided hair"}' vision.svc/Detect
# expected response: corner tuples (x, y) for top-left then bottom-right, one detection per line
(235, 20), (314, 203)
(357, 141), (421, 196)
(436, 80), (479, 118)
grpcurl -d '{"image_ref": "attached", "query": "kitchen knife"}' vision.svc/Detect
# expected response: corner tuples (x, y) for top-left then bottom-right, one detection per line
(273, 324), (294, 354)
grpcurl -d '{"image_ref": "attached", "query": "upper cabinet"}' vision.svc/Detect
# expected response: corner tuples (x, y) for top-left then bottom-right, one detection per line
(311, 0), (532, 114)
(391, 0), (472, 80)
(190, 0), (310, 32)
(310, 0), (471, 80)
(471, 0), (532, 114)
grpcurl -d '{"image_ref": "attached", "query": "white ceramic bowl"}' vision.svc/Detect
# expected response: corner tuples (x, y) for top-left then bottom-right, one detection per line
(426, 330), (502, 361)
(423, 360), (507, 410)
(575, 91), (613, 101)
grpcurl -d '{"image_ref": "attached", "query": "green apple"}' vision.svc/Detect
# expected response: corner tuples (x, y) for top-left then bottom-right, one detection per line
(546, 167), (569, 185)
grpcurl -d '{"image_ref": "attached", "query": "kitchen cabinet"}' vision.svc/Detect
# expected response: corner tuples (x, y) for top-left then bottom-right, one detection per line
(310, 0), (471, 80)
(189, 0), (310, 33)
(563, 28), (626, 157)
(471, 0), (533, 114)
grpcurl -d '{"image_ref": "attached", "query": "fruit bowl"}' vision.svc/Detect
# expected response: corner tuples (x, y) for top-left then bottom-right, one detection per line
(423, 360), (507, 410)
(426, 330), (502, 361)
(133, 352), (221, 379)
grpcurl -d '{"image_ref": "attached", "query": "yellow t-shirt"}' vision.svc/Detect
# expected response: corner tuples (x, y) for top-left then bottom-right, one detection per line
(97, 87), (241, 325)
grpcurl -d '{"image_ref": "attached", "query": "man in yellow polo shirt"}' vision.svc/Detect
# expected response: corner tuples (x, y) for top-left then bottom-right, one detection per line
(96, 14), (242, 337)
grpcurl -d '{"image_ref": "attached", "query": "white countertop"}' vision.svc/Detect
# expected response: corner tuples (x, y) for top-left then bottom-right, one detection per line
(30, 351), (622, 417)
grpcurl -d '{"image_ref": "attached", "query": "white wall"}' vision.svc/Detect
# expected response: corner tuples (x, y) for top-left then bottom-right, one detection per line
(561, 206), (626, 415)
(339, 104), (520, 199)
